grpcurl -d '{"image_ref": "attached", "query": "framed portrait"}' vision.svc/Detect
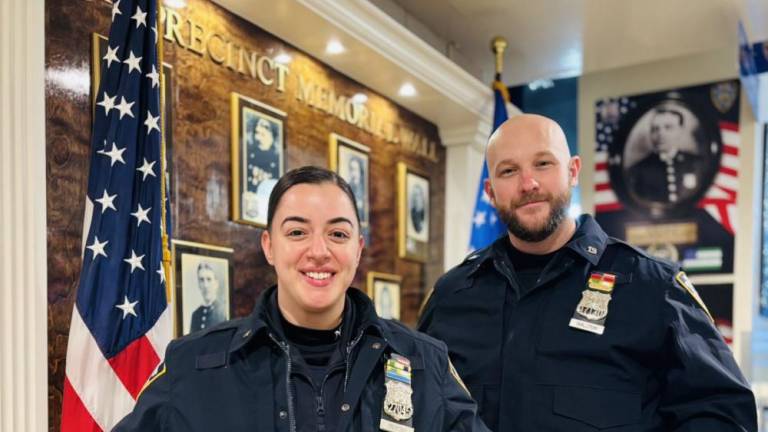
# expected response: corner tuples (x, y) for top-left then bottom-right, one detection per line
(329, 133), (370, 242)
(366, 272), (402, 320)
(397, 162), (430, 262)
(231, 92), (286, 227)
(172, 240), (234, 337)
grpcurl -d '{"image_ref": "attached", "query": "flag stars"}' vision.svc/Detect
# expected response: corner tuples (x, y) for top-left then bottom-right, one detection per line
(473, 211), (487, 227)
(115, 96), (135, 119)
(115, 295), (139, 319)
(157, 266), (166, 284)
(95, 189), (117, 213)
(131, 5), (147, 28)
(146, 64), (160, 88)
(144, 111), (160, 135)
(124, 250), (145, 273)
(111, 0), (122, 22)
(103, 45), (120, 68)
(96, 92), (116, 115)
(137, 158), (156, 181)
(123, 51), (143, 74)
(86, 236), (108, 260)
(97, 142), (126, 167)
(131, 204), (151, 227)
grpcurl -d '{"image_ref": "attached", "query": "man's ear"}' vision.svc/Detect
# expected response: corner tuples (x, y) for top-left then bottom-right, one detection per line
(569, 156), (581, 187)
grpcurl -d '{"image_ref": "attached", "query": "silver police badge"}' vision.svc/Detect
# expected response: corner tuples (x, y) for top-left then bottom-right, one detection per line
(384, 380), (414, 421)
(576, 290), (612, 321)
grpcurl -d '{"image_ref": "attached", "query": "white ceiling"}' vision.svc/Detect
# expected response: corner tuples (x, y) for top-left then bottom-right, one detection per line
(210, 0), (768, 135)
(380, 0), (768, 85)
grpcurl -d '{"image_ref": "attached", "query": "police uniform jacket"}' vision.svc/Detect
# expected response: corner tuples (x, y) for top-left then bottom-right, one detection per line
(418, 215), (756, 431)
(627, 151), (704, 204)
(189, 299), (226, 332)
(114, 286), (488, 432)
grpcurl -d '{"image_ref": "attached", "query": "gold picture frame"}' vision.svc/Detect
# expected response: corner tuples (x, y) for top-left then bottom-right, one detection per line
(171, 240), (235, 337)
(230, 92), (286, 227)
(366, 272), (402, 321)
(397, 162), (430, 262)
(329, 133), (371, 243)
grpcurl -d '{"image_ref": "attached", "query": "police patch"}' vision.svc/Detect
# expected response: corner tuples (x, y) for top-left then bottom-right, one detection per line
(448, 359), (470, 397)
(675, 271), (714, 323)
(137, 362), (166, 399)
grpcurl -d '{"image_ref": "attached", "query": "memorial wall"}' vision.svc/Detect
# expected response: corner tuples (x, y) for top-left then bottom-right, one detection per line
(46, 0), (445, 427)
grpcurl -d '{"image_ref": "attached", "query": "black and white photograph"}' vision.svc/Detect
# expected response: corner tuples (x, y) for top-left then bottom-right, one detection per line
(172, 240), (234, 336)
(231, 92), (286, 227)
(593, 80), (740, 274)
(398, 162), (430, 261)
(366, 272), (402, 321)
(329, 133), (370, 242)
(622, 100), (719, 208)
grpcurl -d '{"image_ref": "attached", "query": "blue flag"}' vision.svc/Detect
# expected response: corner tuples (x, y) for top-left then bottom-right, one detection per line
(468, 78), (509, 251)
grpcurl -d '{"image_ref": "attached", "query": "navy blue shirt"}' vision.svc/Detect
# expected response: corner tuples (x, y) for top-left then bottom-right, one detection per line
(420, 215), (756, 431)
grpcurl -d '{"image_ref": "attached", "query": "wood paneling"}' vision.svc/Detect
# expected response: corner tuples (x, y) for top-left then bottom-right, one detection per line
(46, 0), (445, 429)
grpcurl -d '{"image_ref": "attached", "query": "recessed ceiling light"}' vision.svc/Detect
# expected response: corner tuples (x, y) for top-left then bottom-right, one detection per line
(326, 39), (345, 55)
(163, 0), (187, 9)
(274, 53), (292, 65)
(398, 83), (416, 97)
(352, 93), (368, 104)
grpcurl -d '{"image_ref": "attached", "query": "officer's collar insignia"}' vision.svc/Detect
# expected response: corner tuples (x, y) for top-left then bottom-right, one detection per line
(675, 271), (714, 323)
(587, 245), (598, 255)
(569, 272), (616, 335)
(381, 354), (415, 432)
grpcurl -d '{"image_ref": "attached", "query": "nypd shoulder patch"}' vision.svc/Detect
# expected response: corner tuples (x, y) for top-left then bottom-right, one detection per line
(674, 271), (714, 323)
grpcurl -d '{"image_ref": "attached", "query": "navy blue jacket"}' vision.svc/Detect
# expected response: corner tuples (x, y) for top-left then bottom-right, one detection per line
(114, 286), (488, 431)
(419, 215), (756, 431)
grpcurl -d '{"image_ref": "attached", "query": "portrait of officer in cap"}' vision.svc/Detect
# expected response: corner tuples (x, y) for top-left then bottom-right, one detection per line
(115, 166), (489, 432)
(419, 114), (756, 431)
(624, 101), (715, 211)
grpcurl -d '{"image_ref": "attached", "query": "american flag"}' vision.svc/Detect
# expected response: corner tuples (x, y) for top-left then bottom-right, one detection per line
(468, 77), (509, 251)
(593, 99), (738, 234)
(61, 1), (172, 430)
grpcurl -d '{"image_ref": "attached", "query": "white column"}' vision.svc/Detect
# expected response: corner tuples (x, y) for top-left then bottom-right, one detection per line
(0, 0), (48, 430)
(441, 121), (491, 270)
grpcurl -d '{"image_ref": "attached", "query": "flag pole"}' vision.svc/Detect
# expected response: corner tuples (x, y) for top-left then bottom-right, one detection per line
(157, 6), (172, 303)
(490, 36), (510, 103)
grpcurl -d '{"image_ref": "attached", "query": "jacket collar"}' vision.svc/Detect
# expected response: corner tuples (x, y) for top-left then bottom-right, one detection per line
(228, 285), (389, 354)
(467, 214), (608, 277)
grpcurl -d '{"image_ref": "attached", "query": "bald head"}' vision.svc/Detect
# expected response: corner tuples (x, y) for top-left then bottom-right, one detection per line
(487, 114), (571, 172)
(482, 114), (580, 252)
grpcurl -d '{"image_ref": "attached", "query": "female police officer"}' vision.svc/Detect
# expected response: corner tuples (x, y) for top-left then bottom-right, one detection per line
(115, 166), (487, 432)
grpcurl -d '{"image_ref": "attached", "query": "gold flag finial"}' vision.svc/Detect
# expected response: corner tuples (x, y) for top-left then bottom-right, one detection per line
(490, 36), (508, 75)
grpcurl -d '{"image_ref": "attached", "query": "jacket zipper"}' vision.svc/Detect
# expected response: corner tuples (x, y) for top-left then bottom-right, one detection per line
(343, 329), (367, 391)
(269, 333), (296, 432)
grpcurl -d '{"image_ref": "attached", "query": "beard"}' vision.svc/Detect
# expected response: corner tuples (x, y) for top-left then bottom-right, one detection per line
(497, 188), (571, 242)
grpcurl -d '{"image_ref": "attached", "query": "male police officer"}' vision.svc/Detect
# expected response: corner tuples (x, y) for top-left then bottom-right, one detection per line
(418, 114), (756, 431)
(627, 105), (705, 205)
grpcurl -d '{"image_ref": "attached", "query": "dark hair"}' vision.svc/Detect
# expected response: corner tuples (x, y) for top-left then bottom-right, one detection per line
(266, 166), (360, 231)
(652, 107), (684, 126)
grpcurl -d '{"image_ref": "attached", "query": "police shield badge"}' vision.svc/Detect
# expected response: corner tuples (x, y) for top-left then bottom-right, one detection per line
(380, 354), (415, 432)
(569, 273), (616, 335)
